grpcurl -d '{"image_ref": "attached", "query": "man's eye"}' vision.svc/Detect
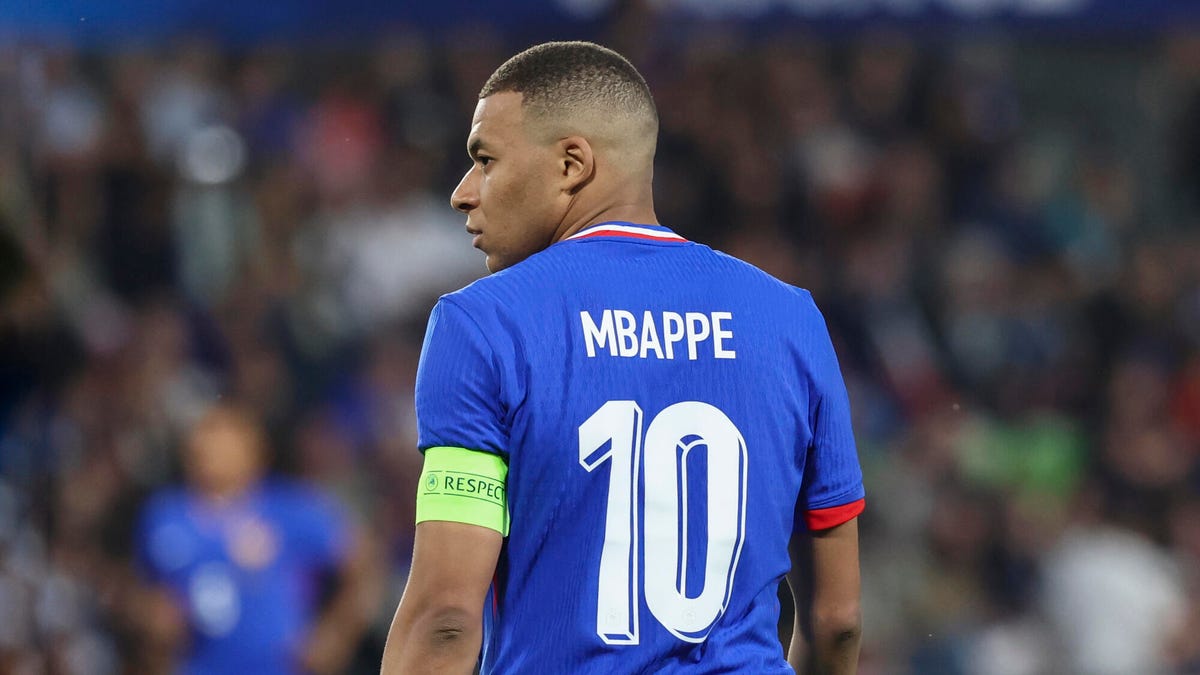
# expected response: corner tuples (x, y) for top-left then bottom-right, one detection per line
(477, 156), (493, 167)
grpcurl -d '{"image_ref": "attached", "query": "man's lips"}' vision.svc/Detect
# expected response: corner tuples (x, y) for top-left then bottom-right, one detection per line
(466, 226), (482, 248)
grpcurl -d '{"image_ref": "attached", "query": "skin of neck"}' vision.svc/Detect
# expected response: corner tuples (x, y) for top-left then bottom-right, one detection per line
(202, 480), (254, 505)
(549, 164), (658, 244)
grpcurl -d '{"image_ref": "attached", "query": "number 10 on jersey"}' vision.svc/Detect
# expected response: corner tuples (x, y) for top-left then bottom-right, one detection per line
(579, 400), (748, 645)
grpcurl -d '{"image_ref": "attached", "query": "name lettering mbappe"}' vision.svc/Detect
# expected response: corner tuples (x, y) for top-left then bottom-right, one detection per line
(580, 310), (736, 360)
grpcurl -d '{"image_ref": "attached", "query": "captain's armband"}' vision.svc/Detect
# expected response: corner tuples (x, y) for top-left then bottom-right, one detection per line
(415, 446), (510, 536)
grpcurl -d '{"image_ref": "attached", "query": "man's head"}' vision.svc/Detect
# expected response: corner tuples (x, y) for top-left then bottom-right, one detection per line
(184, 403), (267, 501)
(451, 41), (659, 272)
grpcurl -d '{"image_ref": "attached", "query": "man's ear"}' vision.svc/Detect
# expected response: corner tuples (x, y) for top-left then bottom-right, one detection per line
(558, 136), (594, 194)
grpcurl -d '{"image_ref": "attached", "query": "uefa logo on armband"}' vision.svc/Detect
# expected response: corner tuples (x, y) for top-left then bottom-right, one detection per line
(425, 473), (439, 492)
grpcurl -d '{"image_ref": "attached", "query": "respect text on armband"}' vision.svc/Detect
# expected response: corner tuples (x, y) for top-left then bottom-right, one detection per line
(422, 471), (506, 505)
(580, 309), (736, 360)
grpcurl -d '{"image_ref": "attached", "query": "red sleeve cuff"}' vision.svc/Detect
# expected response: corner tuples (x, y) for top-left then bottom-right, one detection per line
(804, 498), (865, 531)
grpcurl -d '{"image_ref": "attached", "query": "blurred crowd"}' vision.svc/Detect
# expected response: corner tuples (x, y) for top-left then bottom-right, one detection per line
(2, 6), (1200, 674)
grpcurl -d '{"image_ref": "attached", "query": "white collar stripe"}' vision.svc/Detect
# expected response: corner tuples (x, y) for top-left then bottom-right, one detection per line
(565, 223), (686, 241)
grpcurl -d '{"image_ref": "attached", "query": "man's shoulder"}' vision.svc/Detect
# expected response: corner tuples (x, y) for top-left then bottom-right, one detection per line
(436, 240), (820, 322)
(431, 278), (514, 337)
(259, 478), (342, 515)
(141, 487), (189, 521)
(434, 247), (570, 319)
(711, 245), (810, 289)
(701, 245), (822, 315)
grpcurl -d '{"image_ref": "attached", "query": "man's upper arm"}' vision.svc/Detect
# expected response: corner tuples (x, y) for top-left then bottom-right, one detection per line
(417, 446), (509, 536)
(796, 290), (865, 532)
(415, 297), (510, 455)
(408, 296), (511, 598)
(408, 443), (508, 611)
(786, 518), (862, 670)
(382, 297), (510, 674)
(404, 519), (503, 620)
(788, 518), (860, 607)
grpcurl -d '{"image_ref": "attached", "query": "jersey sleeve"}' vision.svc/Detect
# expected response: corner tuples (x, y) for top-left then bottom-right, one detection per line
(415, 297), (509, 456)
(134, 498), (168, 582)
(796, 294), (865, 531)
(290, 486), (352, 569)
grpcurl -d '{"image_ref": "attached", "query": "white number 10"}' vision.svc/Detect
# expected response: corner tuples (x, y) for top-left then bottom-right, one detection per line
(578, 400), (748, 645)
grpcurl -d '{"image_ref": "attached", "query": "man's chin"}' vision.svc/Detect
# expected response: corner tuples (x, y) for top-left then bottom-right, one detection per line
(484, 255), (509, 274)
(483, 252), (501, 274)
(484, 245), (547, 273)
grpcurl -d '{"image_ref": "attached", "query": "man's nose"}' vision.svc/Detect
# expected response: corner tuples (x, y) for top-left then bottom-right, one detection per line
(451, 170), (478, 213)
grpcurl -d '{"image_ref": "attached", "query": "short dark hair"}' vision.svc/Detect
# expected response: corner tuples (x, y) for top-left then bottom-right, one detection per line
(480, 41), (657, 124)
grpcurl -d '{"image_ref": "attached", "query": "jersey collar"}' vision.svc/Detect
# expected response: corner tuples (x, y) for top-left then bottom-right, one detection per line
(563, 221), (688, 243)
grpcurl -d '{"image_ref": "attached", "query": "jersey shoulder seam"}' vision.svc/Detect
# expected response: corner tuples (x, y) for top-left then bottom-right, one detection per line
(436, 295), (511, 438)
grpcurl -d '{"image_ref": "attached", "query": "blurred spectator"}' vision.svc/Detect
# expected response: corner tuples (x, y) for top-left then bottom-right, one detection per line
(134, 403), (379, 675)
(1042, 485), (1187, 675)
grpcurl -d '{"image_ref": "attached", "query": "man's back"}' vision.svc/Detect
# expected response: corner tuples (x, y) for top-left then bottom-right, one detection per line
(415, 223), (864, 673)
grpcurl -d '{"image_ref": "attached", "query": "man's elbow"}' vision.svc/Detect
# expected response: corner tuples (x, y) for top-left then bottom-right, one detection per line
(410, 603), (480, 648)
(812, 603), (862, 647)
(383, 600), (482, 675)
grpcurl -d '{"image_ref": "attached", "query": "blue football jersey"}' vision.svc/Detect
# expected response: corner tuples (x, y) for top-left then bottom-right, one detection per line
(416, 222), (864, 673)
(137, 480), (351, 675)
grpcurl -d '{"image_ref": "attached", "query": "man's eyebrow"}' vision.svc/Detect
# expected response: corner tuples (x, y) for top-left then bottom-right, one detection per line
(468, 138), (488, 157)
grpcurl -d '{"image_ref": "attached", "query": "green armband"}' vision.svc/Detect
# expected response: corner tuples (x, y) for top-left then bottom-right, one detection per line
(416, 446), (510, 536)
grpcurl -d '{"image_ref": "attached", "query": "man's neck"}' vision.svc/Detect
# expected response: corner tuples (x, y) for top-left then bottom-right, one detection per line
(200, 479), (258, 506)
(551, 204), (659, 244)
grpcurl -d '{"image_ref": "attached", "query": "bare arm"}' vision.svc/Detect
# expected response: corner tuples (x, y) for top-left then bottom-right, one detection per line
(127, 583), (188, 672)
(381, 520), (503, 674)
(303, 533), (384, 675)
(786, 518), (862, 675)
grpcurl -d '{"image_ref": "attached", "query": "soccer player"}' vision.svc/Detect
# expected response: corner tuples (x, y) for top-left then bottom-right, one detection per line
(135, 403), (376, 675)
(382, 42), (864, 674)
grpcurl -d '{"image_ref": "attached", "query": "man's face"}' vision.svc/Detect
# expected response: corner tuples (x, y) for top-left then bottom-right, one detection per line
(451, 92), (563, 273)
(185, 413), (262, 498)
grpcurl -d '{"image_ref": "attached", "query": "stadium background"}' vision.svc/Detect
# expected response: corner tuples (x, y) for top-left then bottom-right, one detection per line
(2, 0), (1200, 672)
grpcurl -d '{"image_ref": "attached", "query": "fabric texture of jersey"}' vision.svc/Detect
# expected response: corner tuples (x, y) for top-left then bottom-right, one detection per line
(415, 222), (864, 674)
(136, 480), (351, 675)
